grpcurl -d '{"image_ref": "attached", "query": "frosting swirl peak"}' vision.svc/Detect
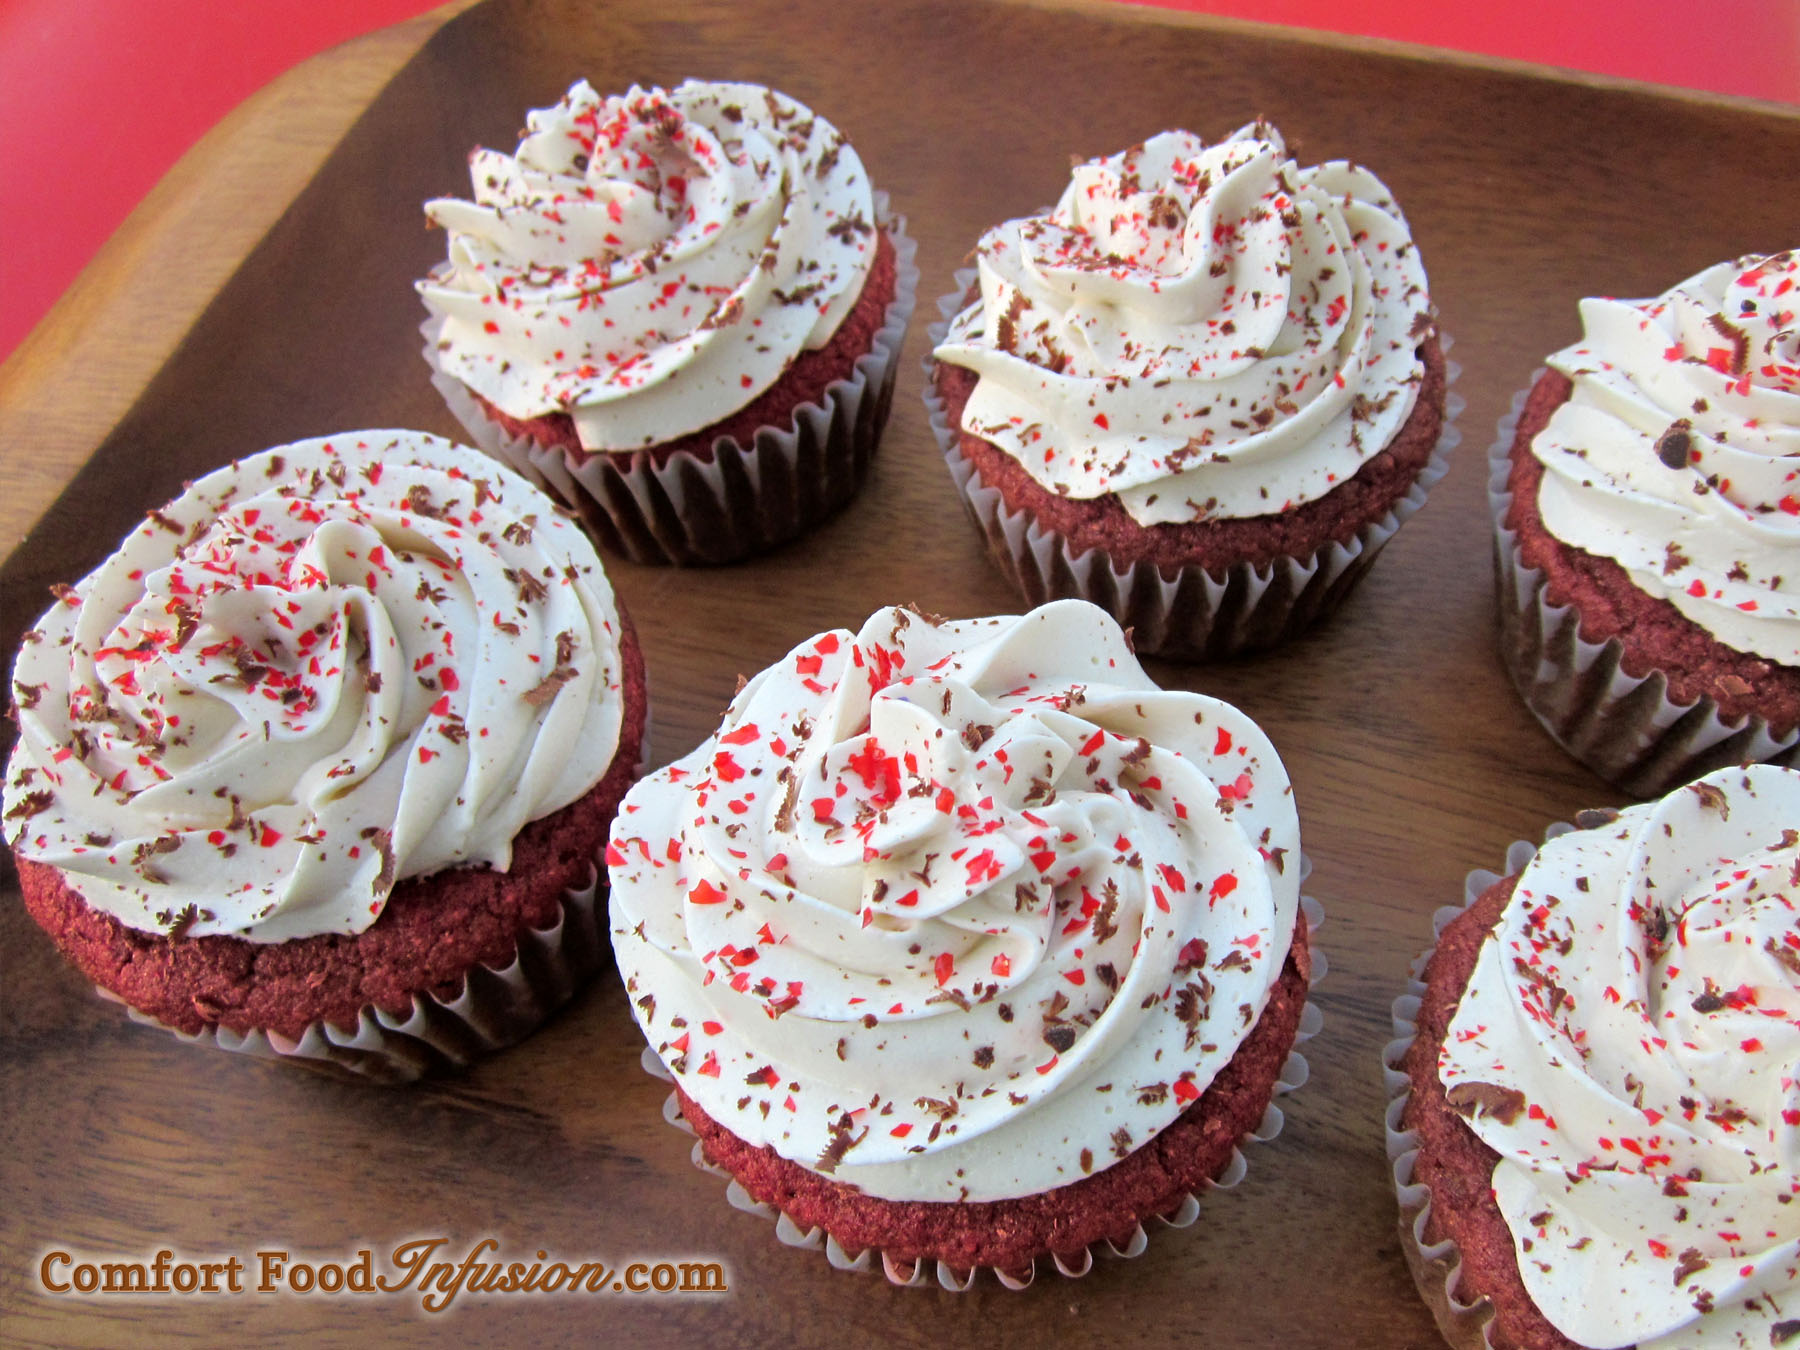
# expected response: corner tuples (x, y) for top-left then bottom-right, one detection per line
(609, 600), (1299, 1201)
(933, 123), (1432, 525)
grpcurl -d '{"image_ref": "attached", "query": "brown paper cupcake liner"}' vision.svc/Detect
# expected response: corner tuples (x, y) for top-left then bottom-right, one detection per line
(1489, 378), (1800, 797)
(98, 863), (607, 1084)
(923, 273), (1461, 659)
(424, 198), (917, 566)
(641, 886), (1324, 1291)
(1381, 826), (1573, 1350)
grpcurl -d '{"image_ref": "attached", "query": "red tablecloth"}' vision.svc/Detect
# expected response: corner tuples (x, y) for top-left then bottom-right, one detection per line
(1, 0), (1796, 364)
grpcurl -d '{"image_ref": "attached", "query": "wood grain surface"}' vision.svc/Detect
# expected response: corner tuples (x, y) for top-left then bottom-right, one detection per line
(2, 1), (1797, 1345)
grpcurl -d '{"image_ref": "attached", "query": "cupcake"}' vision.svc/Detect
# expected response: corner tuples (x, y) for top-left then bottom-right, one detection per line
(419, 79), (917, 566)
(609, 599), (1314, 1282)
(4, 432), (648, 1080)
(926, 122), (1451, 659)
(1386, 765), (1800, 1349)
(1494, 249), (1800, 796)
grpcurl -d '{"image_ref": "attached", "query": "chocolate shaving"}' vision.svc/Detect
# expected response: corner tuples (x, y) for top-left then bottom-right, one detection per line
(901, 601), (946, 627)
(1686, 780), (1730, 818)
(403, 484), (447, 519)
(1042, 1023), (1077, 1054)
(926, 987), (972, 1012)
(504, 567), (548, 605)
(772, 281), (826, 306)
(972, 1045), (994, 1069)
(1446, 1081), (1527, 1125)
(1173, 983), (1206, 1048)
(814, 1113), (868, 1174)
(773, 776), (798, 834)
(1573, 807), (1621, 830)
(522, 666), (577, 706)
(960, 723), (994, 751)
(824, 211), (871, 241)
(1672, 1247), (1709, 1287)
(1174, 938), (1209, 976)
(5, 790), (54, 821)
(1767, 935), (1800, 979)
(1092, 886), (1120, 944)
(1655, 419), (1696, 471)
(1705, 313), (1750, 373)
(697, 295), (745, 332)
(131, 834), (182, 884)
(372, 828), (396, 893)
(164, 903), (200, 940)
(995, 290), (1029, 355)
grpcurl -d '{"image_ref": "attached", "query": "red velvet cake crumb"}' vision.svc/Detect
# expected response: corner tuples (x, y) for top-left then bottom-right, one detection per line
(1503, 369), (1800, 733)
(677, 916), (1311, 1273)
(17, 614), (649, 1041)
(476, 230), (899, 466)
(932, 334), (1446, 579)
(1399, 879), (1583, 1350)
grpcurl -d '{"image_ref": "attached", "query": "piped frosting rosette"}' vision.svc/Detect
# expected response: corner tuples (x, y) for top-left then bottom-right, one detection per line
(1437, 765), (1800, 1349)
(419, 79), (880, 453)
(5, 431), (625, 944)
(933, 122), (1432, 526)
(610, 599), (1300, 1202)
(1532, 250), (1800, 665)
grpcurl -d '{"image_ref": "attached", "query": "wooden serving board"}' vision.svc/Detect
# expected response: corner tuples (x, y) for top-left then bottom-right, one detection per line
(2, 1), (1796, 1344)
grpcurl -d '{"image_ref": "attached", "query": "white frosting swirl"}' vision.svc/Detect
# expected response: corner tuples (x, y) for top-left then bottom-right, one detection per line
(1441, 765), (1800, 1349)
(419, 79), (880, 452)
(609, 600), (1299, 1202)
(932, 124), (1432, 525)
(4, 432), (625, 943)
(1533, 250), (1800, 664)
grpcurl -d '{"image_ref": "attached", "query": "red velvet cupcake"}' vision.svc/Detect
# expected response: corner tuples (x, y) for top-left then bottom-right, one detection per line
(927, 122), (1453, 659)
(5, 431), (647, 1080)
(1491, 249), (1800, 796)
(610, 600), (1318, 1286)
(420, 79), (916, 566)
(1384, 767), (1800, 1349)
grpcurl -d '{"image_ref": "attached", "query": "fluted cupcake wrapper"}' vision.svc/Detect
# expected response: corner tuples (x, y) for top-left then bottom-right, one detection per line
(923, 272), (1461, 660)
(424, 199), (917, 566)
(1381, 827), (1573, 1350)
(98, 862), (606, 1084)
(640, 887), (1324, 1291)
(1489, 379), (1800, 797)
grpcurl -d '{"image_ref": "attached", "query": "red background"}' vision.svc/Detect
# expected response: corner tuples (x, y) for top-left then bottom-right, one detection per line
(2, 0), (1796, 365)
